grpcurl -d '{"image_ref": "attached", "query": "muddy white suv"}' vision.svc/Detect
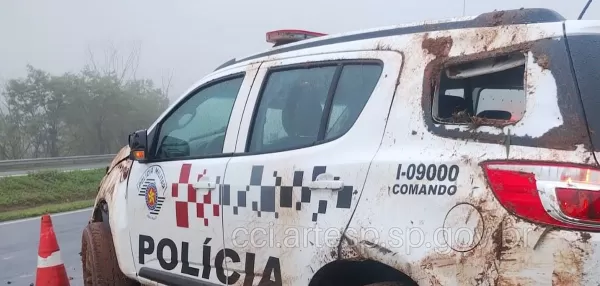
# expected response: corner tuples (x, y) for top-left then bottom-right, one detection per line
(81, 8), (600, 286)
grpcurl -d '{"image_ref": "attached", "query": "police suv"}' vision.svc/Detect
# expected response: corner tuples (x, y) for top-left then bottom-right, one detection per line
(81, 8), (600, 286)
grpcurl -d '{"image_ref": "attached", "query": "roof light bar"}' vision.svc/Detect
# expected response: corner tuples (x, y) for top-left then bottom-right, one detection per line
(266, 29), (327, 47)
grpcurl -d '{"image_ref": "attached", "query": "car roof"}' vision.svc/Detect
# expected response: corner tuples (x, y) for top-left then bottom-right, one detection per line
(214, 8), (565, 71)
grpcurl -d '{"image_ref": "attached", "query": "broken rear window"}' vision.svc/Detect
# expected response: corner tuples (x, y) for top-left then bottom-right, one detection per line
(432, 53), (526, 125)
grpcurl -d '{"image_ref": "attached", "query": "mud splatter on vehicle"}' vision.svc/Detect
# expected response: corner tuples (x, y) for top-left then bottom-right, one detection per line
(80, 7), (600, 286)
(89, 145), (131, 224)
(422, 34), (454, 58)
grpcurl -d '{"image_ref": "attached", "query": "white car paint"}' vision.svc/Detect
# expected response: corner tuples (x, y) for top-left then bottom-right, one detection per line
(221, 50), (404, 285)
(92, 9), (600, 286)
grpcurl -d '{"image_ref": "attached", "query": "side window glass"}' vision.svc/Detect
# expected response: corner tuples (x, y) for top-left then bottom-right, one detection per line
(249, 66), (337, 153)
(248, 62), (383, 153)
(325, 64), (382, 139)
(475, 88), (525, 119)
(155, 75), (244, 159)
(433, 53), (526, 124)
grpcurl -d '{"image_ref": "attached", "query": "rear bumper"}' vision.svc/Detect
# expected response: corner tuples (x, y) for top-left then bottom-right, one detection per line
(487, 219), (599, 285)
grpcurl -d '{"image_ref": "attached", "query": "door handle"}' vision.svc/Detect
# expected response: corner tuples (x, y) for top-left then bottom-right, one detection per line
(308, 180), (344, 191)
(193, 181), (216, 190)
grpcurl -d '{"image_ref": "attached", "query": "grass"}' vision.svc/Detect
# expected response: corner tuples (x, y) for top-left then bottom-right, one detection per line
(0, 199), (95, 222)
(0, 169), (105, 222)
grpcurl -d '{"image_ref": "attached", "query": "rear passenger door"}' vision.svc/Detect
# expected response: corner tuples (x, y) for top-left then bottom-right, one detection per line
(221, 51), (404, 285)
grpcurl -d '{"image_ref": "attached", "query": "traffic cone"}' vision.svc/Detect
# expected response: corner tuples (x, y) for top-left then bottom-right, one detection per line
(35, 214), (70, 286)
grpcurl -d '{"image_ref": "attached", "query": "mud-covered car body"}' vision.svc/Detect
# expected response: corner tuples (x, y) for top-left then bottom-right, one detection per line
(87, 8), (600, 286)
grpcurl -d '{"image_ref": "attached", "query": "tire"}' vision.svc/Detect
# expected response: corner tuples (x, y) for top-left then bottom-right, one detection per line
(81, 222), (138, 286)
(364, 283), (410, 286)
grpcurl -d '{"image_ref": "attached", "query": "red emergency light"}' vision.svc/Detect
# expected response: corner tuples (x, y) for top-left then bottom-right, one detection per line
(266, 29), (327, 47)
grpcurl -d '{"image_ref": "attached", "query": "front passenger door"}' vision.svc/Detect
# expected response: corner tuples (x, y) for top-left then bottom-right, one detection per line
(128, 64), (260, 285)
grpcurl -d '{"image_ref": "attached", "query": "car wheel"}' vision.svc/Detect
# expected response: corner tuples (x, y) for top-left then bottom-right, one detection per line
(363, 282), (411, 286)
(81, 222), (137, 286)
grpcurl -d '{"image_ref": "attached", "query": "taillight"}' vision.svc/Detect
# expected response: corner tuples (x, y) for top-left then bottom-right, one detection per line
(481, 161), (600, 231)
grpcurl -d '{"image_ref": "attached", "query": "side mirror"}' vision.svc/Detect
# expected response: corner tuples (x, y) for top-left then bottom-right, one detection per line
(128, 129), (149, 162)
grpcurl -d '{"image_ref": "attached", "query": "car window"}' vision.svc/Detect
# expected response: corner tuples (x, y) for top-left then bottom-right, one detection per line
(325, 64), (383, 139)
(248, 62), (382, 153)
(249, 66), (336, 153)
(155, 75), (244, 159)
(474, 88), (525, 120)
(433, 53), (526, 124)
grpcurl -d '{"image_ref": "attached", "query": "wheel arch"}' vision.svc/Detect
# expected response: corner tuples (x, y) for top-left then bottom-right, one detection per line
(88, 145), (133, 227)
(91, 199), (110, 226)
(308, 259), (418, 286)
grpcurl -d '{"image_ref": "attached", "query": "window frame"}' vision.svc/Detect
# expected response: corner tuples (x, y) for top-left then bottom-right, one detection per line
(243, 59), (384, 155)
(147, 72), (246, 163)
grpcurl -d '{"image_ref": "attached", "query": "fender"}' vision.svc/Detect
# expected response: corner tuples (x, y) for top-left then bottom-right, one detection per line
(89, 145), (133, 225)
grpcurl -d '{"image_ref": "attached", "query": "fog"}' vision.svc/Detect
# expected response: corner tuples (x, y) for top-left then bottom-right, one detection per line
(0, 0), (596, 159)
(1, 0), (597, 99)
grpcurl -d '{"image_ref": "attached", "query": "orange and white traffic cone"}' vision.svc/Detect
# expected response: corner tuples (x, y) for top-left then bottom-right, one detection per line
(35, 214), (70, 286)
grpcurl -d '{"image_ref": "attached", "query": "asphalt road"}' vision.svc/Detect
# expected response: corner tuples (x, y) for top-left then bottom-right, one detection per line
(0, 209), (92, 286)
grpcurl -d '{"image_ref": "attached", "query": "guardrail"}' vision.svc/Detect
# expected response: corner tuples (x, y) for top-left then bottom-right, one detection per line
(0, 154), (117, 173)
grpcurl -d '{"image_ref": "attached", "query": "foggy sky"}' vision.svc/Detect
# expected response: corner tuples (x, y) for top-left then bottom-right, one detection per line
(1, 0), (597, 100)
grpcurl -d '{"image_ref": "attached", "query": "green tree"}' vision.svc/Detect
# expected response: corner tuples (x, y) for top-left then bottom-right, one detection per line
(0, 48), (171, 159)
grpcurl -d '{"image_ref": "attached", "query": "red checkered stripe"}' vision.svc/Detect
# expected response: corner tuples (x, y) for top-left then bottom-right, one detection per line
(172, 163), (219, 228)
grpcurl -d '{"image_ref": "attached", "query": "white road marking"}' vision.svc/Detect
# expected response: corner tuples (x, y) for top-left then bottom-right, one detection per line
(0, 168), (98, 178)
(0, 208), (93, 226)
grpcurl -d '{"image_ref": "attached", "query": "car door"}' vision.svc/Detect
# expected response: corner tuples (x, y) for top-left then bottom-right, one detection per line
(127, 62), (261, 285)
(221, 51), (404, 285)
